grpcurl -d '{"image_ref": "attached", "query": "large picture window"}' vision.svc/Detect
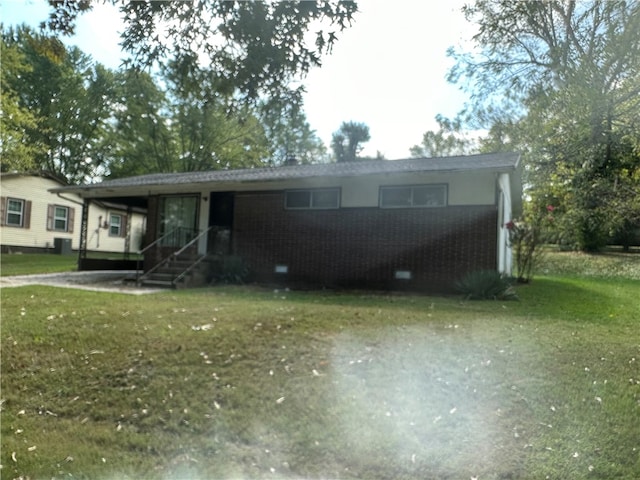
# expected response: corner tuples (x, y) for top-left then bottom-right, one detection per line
(285, 188), (340, 210)
(379, 184), (447, 208)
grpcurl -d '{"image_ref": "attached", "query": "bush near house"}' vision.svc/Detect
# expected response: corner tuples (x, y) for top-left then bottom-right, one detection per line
(454, 269), (518, 300)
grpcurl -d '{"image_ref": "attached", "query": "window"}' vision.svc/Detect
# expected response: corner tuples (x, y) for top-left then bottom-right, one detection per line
(47, 204), (74, 233)
(1, 197), (31, 228)
(159, 195), (198, 246)
(54, 206), (69, 231)
(285, 188), (340, 210)
(7, 199), (25, 226)
(379, 184), (447, 208)
(109, 214), (122, 237)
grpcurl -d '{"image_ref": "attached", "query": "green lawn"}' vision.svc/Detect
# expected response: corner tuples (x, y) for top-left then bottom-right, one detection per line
(0, 253), (78, 276)
(1, 252), (142, 276)
(1, 252), (639, 479)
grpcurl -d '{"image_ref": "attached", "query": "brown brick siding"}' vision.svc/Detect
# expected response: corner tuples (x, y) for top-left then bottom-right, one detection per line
(233, 192), (498, 292)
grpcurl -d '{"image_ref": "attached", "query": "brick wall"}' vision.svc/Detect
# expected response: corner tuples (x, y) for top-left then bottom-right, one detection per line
(233, 192), (498, 292)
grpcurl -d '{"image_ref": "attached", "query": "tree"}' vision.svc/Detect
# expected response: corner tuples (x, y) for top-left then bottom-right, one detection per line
(0, 33), (43, 172)
(450, 0), (640, 251)
(107, 65), (270, 178)
(410, 115), (474, 157)
(43, 1), (358, 110)
(162, 61), (270, 172)
(106, 69), (175, 178)
(259, 100), (328, 165)
(331, 121), (370, 162)
(3, 26), (116, 183)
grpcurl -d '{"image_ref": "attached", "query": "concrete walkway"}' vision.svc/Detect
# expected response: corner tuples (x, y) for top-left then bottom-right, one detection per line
(0, 270), (165, 295)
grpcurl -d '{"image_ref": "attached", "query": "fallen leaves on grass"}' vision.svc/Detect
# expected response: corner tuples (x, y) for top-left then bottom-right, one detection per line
(191, 324), (213, 331)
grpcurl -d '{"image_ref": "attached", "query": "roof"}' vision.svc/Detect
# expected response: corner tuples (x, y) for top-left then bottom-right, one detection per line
(51, 153), (521, 194)
(1, 171), (69, 186)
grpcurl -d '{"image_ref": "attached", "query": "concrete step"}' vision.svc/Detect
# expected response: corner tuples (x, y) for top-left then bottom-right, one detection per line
(145, 273), (174, 282)
(140, 254), (214, 289)
(140, 278), (174, 288)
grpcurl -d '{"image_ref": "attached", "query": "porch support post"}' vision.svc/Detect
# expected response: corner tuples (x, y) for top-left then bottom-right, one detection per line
(124, 205), (132, 260)
(77, 199), (89, 270)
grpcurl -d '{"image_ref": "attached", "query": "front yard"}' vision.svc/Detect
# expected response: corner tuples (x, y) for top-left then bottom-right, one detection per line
(1, 253), (639, 479)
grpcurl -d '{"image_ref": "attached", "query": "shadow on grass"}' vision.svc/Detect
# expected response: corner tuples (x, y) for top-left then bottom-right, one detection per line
(222, 275), (639, 327)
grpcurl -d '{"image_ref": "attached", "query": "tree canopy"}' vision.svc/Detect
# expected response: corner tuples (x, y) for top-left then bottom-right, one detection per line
(410, 115), (473, 158)
(2, 26), (115, 183)
(43, 0), (358, 110)
(331, 121), (370, 162)
(2, 23), (333, 183)
(0, 32), (43, 172)
(259, 100), (328, 165)
(449, 0), (640, 251)
(107, 65), (270, 178)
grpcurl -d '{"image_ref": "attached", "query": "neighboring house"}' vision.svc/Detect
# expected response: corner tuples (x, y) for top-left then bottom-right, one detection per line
(0, 172), (146, 256)
(50, 153), (522, 292)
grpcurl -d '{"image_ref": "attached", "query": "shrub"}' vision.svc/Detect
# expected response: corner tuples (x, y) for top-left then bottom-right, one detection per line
(213, 255), (250, 284)
(455, 270), (518, 301)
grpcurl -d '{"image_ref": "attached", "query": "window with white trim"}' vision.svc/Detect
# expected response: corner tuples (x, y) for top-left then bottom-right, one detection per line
(379, 184), (447, 208)
(6, 198), (25, 227)
(54, 206), (69, 231)
(285, 188), (340, 210)
(1, 197), (31, 228)
(46, 204), (74, 232)
(109, 214), (122, 237)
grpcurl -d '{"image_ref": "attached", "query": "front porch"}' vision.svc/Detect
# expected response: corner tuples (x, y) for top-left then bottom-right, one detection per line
(77, 192), (233, 289)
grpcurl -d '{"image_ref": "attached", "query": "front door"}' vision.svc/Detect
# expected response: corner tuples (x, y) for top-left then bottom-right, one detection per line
(208, 192), (234, 255)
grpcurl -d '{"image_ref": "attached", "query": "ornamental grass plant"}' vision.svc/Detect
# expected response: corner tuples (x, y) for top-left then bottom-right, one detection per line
(454, 269), (518, 300)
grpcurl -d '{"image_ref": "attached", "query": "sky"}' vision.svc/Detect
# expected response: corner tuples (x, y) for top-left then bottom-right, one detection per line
(1, 0), (477, 160)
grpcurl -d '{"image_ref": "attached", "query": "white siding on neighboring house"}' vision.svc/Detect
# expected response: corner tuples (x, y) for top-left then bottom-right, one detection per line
(1, 174), (146, 254)
(84, 205), (146, 253)
(1, 175), (80, 250)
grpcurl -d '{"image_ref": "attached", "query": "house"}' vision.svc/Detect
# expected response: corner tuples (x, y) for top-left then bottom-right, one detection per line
(49, 153), (522, 292)
(0, 172), (146, 259)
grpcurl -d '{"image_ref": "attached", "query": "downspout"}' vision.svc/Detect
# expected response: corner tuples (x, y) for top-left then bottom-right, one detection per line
(56, 193), (85, 207)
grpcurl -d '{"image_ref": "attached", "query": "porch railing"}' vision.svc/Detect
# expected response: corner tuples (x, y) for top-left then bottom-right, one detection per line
(136, 226), (215, 286)
(171, 226), (216, 286)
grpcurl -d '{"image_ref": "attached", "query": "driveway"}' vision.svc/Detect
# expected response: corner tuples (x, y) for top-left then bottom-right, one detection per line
(0, 271), (165, 295)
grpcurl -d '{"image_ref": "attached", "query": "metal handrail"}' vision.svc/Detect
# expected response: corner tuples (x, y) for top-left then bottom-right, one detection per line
(136, 226), (215, 286)
(173, 226), (215, 258)
(169, 227), (217, 286)
(137, 227), (187, 285)
(172, 254), (208, 286)
(137, 227), (180, 255)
